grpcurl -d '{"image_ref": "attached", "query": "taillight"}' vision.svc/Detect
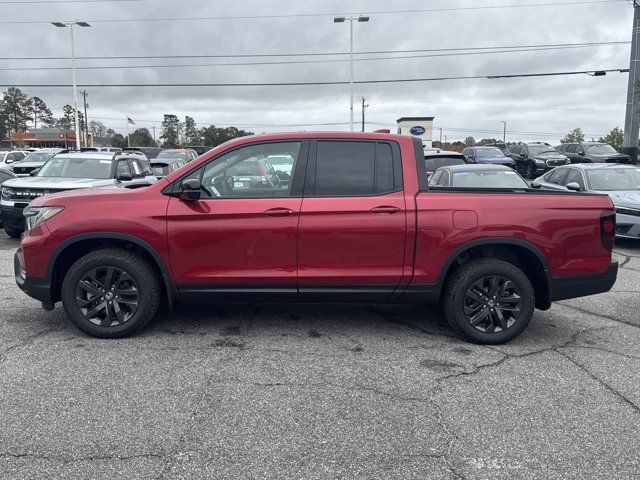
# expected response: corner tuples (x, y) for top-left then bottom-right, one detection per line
(600, 212), (615, 250)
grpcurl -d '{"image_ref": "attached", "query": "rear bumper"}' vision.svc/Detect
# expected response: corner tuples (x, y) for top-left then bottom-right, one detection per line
(1, 205), (26, 231)
(551, 262), (618, 302)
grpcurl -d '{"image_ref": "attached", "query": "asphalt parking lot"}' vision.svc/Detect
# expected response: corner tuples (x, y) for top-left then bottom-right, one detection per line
(0, 236), (639, 480)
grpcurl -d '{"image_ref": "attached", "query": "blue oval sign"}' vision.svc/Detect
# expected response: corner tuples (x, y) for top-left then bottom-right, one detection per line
(410, 126), (426, 135)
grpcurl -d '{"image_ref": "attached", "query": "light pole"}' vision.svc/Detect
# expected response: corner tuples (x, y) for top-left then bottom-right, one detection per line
(501, 121), (507, 143)
(52, 20), (91, 151)
(334, 15), (369, 131)
(623, 0), (640, 164)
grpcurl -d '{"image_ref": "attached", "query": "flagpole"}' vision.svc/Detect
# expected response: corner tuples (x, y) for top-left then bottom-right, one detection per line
(126, 117), (131, 147)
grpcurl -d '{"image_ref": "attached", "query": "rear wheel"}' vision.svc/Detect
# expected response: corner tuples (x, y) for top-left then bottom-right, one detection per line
(61, 248), (161, 338)
(442, 259), (535, 344)
(5, 228), (22, 239)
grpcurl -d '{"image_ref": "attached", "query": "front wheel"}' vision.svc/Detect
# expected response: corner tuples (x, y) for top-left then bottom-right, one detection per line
(442, 259), (535, 344)
(61, 248), (161, 338)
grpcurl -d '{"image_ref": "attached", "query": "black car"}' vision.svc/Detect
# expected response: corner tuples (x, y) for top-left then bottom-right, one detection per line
(424, 150), (468, 177)
(557, 142), (632, 165)
(0, 167), (16, 229)
(507, 142), (570, 179)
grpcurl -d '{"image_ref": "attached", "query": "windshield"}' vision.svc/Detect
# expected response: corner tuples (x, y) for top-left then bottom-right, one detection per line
(474, 148), (504, 158)
(528, 145), (558, 155)
(586, 144), (617, 155)
(451, 170), (528, 188)
(21, 151), (56, 163)
(37, 157), (113, 179)
(267, 155), (294, 173)
(587, 168), (640, 191)
(157, 152), (187, 161)
(425, 156), (465, 171)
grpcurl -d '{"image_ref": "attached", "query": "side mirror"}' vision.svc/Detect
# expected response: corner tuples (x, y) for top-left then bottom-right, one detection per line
(5, 159), (13, 164)
(117, 172), (133, 182)
(522, 153), (528, 158)
(578, 150), (585, 156)
(30, 168), (40, 177)
(180, 178), (201, 201)
(566, 182), (582, 192)
(530, 181), (541, 189)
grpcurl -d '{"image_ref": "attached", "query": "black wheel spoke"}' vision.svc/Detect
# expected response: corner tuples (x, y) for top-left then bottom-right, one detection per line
(76, 266), (139, 328)
(78, 280), (101, 297)
(494, 307), (509, 330)
(469, 308), (490, 326)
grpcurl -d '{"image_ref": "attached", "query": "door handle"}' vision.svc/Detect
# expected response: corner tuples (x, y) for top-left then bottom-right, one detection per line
(370, 206), (401, 214)
(263, 208), (294, 217)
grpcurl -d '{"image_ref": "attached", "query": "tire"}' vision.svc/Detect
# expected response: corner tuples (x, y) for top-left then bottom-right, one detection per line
(442, 259), (535, 344)
(61, 248), (161, 338)
(525, 162), (536, 179)
(5, 228), (22, 239)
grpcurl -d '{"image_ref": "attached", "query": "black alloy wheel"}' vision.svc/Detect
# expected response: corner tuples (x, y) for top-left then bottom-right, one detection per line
(463, 276), (522, 333)
(75, 266), (140, 327)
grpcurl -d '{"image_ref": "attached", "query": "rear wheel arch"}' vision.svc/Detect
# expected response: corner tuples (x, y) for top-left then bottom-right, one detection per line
(438, 238), (552, 310)
(47, 232), (177, 307)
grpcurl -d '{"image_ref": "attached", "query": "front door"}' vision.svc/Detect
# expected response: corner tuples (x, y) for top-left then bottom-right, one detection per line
(298, 140), (407, 301)
(166, 140), (308, 300)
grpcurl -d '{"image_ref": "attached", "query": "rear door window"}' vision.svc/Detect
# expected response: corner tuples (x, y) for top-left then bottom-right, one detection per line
(312, 141), (401, 196)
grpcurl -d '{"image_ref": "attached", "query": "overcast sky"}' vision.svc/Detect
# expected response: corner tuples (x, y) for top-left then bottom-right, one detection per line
(0, 0), (634, 144)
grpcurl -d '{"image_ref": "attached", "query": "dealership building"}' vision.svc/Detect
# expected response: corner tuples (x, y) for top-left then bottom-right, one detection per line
(4, 128), (77, 149)
(396, 117), (434, 148)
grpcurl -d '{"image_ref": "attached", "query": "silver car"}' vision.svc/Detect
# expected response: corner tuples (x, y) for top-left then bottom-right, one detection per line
(532, 164), (640, 239)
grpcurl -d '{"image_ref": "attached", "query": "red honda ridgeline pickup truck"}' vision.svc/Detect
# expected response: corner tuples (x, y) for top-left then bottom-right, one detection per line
(14, 132), (618, 343)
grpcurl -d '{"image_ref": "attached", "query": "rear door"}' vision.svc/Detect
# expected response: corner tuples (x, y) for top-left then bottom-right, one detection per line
(298, 139), (406, 301)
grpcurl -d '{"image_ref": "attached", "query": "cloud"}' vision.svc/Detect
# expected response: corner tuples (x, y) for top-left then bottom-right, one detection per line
(0, 0), (633, 143)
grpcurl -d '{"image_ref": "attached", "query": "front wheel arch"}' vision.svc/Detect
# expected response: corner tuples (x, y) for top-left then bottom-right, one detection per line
(47, 233), (177, 307)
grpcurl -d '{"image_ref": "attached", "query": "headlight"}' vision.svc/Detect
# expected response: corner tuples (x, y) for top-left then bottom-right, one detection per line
(23, 206), (64, 230)
(1, 187), (12, 199)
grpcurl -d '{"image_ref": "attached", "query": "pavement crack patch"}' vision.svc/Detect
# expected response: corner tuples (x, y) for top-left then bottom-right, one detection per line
(0, 328), (58, 366)
(557, 302), (640, 330)
(0, 452), (164, 464)
(155, 374), (216, 479)
(558, 351), (640, 415)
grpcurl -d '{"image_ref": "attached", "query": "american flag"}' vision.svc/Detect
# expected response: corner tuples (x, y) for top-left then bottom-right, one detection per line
(127, 117), (135, 125)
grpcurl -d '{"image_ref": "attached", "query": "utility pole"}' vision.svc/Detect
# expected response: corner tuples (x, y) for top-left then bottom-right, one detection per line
(439, 127), (443, 146)
(152, 126), (156, 145)
(501, 121), (507, 143)
(623, 0), (640, 164)
(361, 97), (369, 132)
(81, 90), (89, 147)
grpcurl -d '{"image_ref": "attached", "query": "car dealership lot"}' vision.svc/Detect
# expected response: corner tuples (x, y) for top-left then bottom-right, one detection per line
(0, 235), (639, 479)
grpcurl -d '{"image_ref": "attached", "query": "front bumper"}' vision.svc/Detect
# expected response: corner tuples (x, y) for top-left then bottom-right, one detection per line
(615, 213), (640, 239)
(14, 250), (53, 308)
(0, 205), (27, 232)
(551, 262), (618, 302)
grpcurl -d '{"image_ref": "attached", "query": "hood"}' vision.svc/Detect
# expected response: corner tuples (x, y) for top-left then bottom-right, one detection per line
(475, 156), (514, 165)
(590, 153), (631, 161)
(598, 190), (640, 208)
(13, 161), (47, 168)
(532, 154), (567, 161)
(2, 176), (118, 190)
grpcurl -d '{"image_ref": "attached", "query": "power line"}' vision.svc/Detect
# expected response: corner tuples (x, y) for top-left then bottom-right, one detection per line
(0, 0), (626, 24)
(0, 68), (628, 88)
(0, 44), (629, 71)
(0, 41), (627, 61)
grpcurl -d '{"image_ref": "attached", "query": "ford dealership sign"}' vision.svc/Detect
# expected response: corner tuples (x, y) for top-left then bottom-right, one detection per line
(410, 126), (426, 135)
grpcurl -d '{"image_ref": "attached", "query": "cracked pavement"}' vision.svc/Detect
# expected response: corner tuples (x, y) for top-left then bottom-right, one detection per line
(0, 236), (638, 479)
